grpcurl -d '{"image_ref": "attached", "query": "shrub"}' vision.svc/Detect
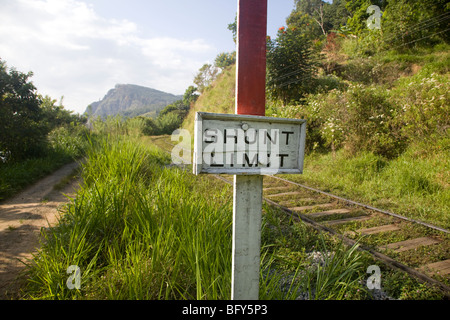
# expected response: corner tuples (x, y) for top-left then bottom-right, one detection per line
(343, 84), (405, 158)
(389, 71), (450, 141)
(48, 125), (90, 159)
(279, 83), (409, 158)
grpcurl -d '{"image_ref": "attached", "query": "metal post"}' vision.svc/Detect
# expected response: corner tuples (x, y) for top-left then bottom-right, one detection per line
(231, 0), (267, 300)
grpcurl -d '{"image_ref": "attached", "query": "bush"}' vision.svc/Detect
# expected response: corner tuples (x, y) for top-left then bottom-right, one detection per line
(389, 71), (450, 141)
(274, 83), (409, 158)
(140, 112), (184, 136)
(48, 125), (90, 159)
(343, 84), (405, 158)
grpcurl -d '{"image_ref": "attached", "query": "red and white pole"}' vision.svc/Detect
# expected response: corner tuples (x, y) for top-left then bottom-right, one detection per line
(232, 0), (267, 300)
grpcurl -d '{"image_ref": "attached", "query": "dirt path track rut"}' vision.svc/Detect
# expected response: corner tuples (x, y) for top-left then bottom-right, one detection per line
(0, 162), (79, 299)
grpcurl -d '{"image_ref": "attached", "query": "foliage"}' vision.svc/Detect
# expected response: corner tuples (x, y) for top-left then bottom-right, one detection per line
(193, 63), (219, 94)
(289, 0), (328, 38)
(260, 205), (369, 300)
(227, 14), (237, 44)
(140, 105), (185, 136)
(382, 0), (450, 50)
(22, 125), (374, 300)
(342, 0), (449, 54)
(138, 85), (198, 136)
(40, 95), (87, 131)
(266, 26), (317, 105)
(389, 70), (449, 141)
(0, 124), (89, 200)
(286, 139), (449, 229)
(345, 0), (385, 35)
(288, 0), (351, 39)
(47, 125), (90, 159)
(0, 59), (86, 162)
(182, 65), (236, 142)
(0, 59), (45, 161)
(286, 9), (321, 42)
(215, 52), (236, 70)
(182, 85), (199, 106)
(23, 133), (235, 299)
(304, 237), (364, 300)
(0, 59), (90, 201)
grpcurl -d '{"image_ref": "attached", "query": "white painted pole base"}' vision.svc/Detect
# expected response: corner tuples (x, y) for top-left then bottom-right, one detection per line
(231, 175), (263, 300)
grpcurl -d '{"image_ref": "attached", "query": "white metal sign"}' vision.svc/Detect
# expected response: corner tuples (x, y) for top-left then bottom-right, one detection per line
(193, 112), (306, 175)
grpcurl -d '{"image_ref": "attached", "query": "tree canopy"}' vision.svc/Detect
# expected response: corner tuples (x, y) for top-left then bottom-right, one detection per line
(0, 59), (85, 161)
(266, 27), (317, 105)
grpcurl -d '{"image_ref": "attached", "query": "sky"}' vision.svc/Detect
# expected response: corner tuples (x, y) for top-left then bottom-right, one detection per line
(0, 0), (297, 114)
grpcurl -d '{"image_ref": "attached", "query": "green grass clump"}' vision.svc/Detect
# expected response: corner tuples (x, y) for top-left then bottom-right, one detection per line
(23, 135), (235, 299)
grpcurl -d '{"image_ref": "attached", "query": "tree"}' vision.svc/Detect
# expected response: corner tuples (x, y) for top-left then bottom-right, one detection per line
(182, 85), (199, 106)
(228, 15), (237, 44)
(266, 27), (317, 105)
(40, 95), (86, 131)
(382, 0), (449, 49)
(311, 0), (327, 36)
(345, 0), (385, 34)
(287, 0), (352, 40)
(214, 51), (236, 70)
(0, 59), (46, 161)
(287, 3), (324, 40)
(325, 0), (351, 31)
(193, 63), (219, 93)
(288, 0), (339, 37)
(143, 85), (197, 136)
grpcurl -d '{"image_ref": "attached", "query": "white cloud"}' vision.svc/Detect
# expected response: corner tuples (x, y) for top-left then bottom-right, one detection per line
(0, 0), (216, 113)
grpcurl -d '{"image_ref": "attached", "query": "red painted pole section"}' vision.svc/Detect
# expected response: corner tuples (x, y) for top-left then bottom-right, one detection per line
(235, 0), (267, 117)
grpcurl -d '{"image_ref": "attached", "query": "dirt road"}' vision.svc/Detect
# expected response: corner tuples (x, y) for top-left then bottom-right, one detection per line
(0, 162), (80, 299)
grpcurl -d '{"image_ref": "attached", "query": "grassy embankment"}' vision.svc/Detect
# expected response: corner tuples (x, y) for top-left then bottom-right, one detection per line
(182, 45), (449, 230)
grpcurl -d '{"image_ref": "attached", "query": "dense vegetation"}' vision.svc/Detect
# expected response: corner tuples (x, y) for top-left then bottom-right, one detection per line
(181, 0), (449, 230)
(21, 120), (445, 300)
(138, 86), (198, 136)
(0, 59), (88, 200)
(265, 1), (449, 230)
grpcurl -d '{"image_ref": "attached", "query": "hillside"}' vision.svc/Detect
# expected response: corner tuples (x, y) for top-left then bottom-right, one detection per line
(182, 66), (236, 141)
(181, 42), (449, 229)
(86, 84), (182, 118)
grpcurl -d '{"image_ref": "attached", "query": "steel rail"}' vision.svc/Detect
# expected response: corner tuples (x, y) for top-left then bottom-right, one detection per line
(267, 175), (450, 235)
(213, 174), (450, 298)
(264, 197), (450, 298)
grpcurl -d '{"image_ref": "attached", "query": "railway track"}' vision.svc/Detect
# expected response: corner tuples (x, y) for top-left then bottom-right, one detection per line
(150, 136), (450, 298)
(262, 175), (450, 297)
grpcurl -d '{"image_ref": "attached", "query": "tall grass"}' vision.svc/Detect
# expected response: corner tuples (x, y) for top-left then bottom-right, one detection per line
(23, 132), (369, 300)
(23, 134), (236, 299)
(304, 237), (363, 300)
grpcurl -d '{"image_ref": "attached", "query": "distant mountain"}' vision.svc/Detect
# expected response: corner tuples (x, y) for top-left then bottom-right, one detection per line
(85, 84), (182, 118)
